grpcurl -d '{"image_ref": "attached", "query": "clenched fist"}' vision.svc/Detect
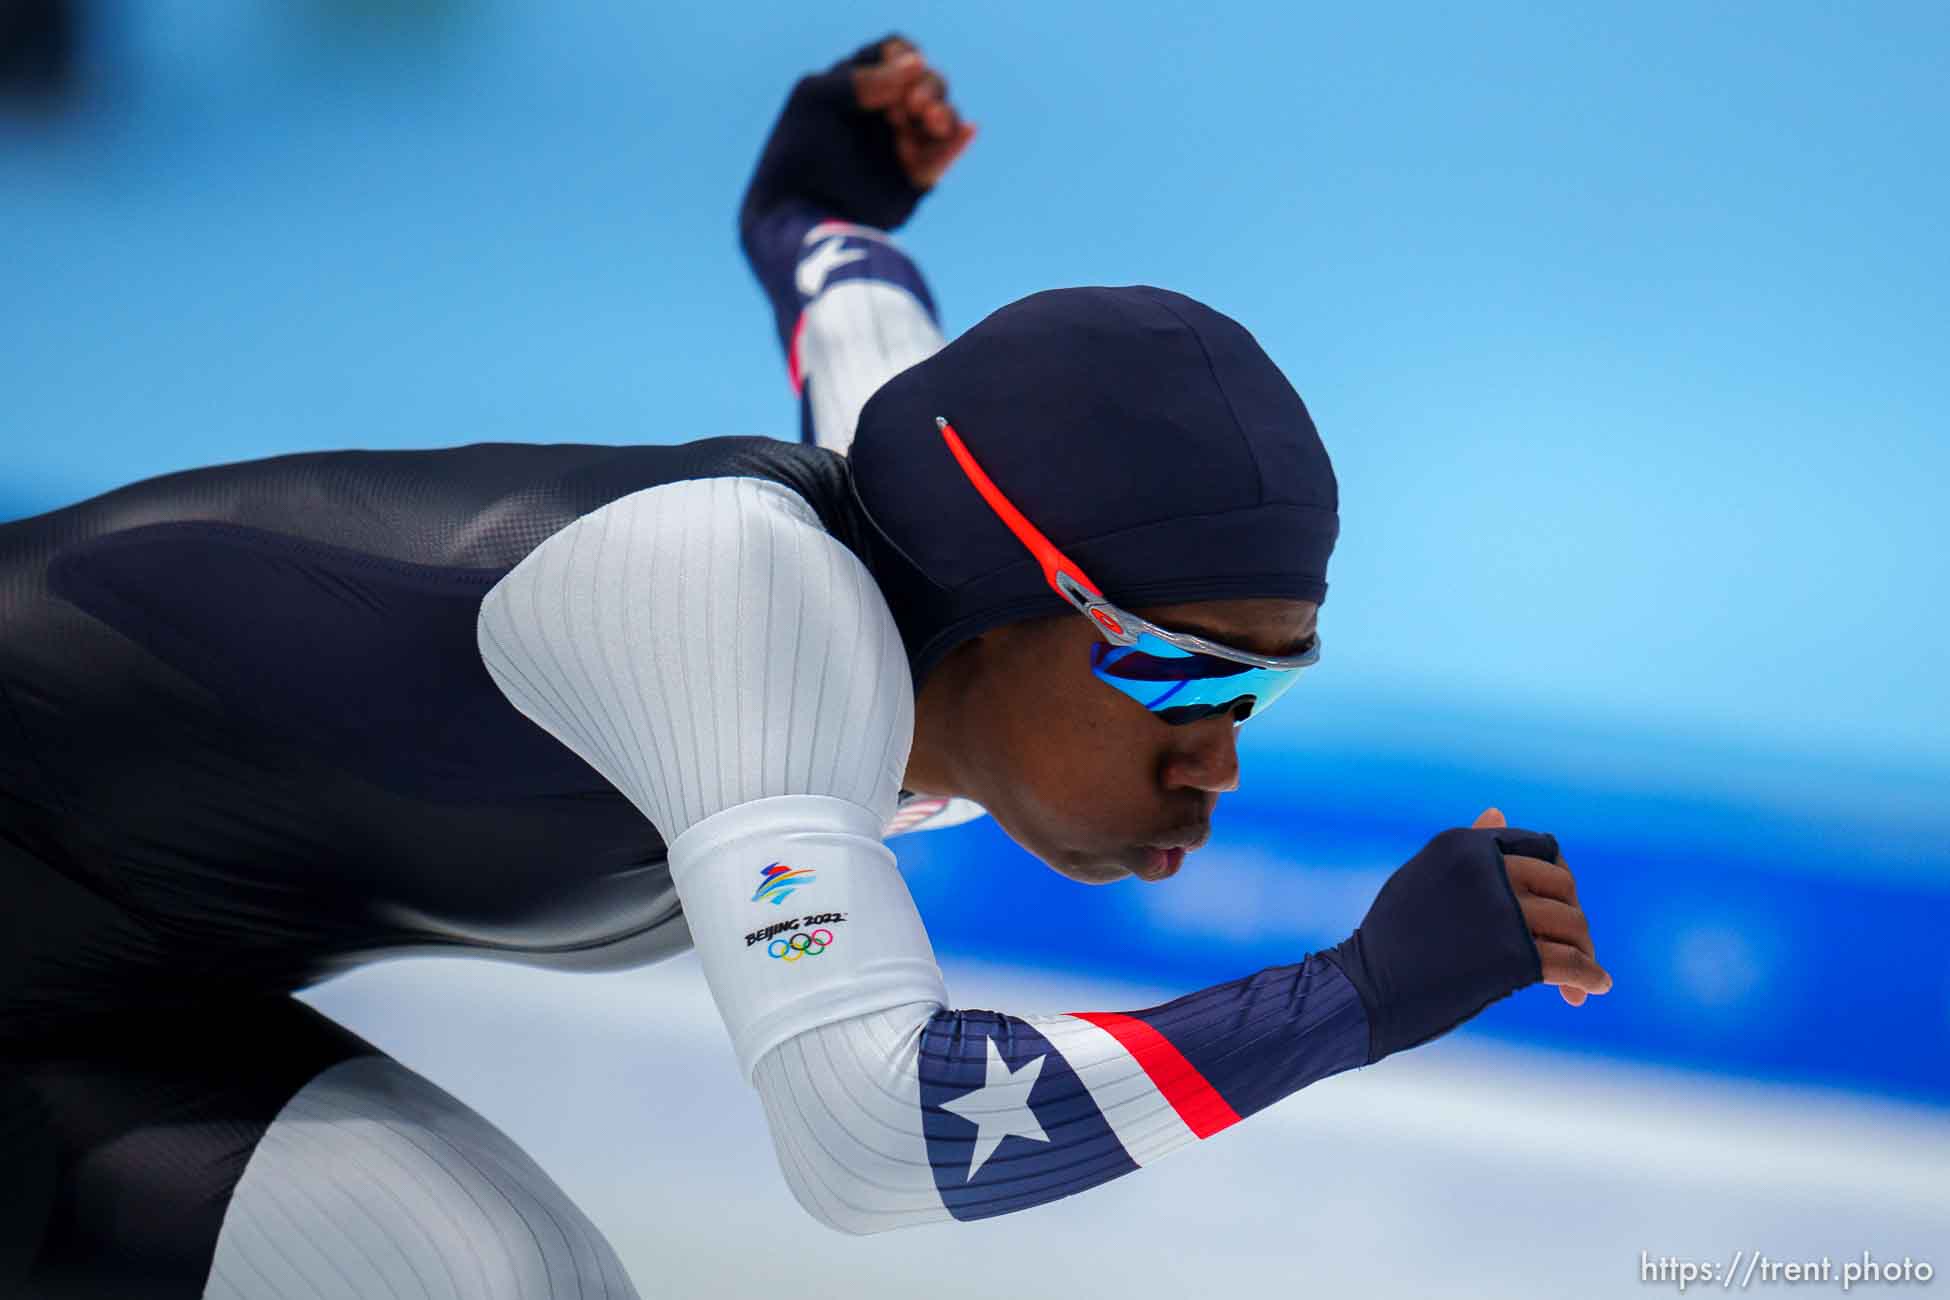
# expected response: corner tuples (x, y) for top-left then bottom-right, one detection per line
(850, 37), (976, 190)
(740, 34), (975, 236)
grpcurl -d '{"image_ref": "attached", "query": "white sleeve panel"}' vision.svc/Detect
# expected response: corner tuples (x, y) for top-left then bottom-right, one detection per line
(476, 476), (913, 840)
(477, 476), (947, 1076)
(753, 1003), (942, 1234)
(665, 794), (947, 1077)
(799, 278), (945, 455)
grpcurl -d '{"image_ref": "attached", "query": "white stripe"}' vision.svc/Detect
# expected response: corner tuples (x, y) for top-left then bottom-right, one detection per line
(797, 279), (945, 455)
(1027, 1014), (1199, 1167)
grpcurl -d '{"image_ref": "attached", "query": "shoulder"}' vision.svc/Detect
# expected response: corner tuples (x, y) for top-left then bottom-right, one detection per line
(479, 474), (855, 622)
(463, 436), (871, 568)
(476, 475), (916, 839)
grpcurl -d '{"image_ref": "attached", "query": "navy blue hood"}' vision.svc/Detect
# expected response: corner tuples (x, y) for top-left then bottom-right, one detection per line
(848, 285), (1340, 687)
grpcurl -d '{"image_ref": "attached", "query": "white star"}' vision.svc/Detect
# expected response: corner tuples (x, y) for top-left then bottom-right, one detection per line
(937, 1037), (1051, 1180)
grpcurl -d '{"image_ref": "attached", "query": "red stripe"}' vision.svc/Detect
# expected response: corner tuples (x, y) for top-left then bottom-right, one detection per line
(787, 312), (808, 394)
(1068, 1010), (1241, 1139)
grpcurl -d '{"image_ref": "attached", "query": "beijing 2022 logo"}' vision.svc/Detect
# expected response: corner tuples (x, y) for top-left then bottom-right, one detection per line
(752, 861), (815, 905)
(768, 928), (834, 961)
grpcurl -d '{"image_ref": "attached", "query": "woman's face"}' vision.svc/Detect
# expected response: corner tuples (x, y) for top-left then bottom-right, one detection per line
(923, 597), (1319, 884)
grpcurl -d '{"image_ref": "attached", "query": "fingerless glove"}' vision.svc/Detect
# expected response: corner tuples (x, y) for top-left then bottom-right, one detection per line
(1322, 826), (1552, 1062)
(738, 35), (928, 235)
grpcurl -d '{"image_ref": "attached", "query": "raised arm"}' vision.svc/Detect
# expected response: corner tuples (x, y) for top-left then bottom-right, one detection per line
(477, 478), (1564, 1233)
(739, 37), (974, 453)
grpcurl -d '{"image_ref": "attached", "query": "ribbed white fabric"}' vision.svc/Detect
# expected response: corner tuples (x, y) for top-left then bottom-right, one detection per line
(203, 1057), (637, 1300)
(477, 476), (913, 841)
(477, 475), (945, 1074)
(797, 278), (944, 454)
(752, 1004), (939, 1234)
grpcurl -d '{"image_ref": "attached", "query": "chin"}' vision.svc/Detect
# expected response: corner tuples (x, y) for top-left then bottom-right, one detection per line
(1043, 850), (1131, 887)
(997, 812), (1132, 885)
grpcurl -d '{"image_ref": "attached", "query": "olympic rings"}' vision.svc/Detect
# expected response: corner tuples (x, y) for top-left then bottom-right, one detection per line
(766, 928), (835, 961)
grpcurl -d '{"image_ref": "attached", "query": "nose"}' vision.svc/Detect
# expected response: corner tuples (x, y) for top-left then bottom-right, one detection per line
(1162, 715), (1241, 794)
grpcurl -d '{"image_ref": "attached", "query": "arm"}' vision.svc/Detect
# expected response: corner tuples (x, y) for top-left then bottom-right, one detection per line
(738, 37), (972, 453)
(477, 478), (1559, 1233)
(754, 956), (1370, 1229)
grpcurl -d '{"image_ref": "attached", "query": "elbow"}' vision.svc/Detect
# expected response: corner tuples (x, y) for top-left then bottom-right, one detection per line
(780, 1182), (894, 1238)
(752, 1047), (951, 1235)
(761, 1120), (944, 1236)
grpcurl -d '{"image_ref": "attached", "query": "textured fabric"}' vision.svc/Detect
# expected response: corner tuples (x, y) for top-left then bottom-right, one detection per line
(47, 522), (580, 804)
(477, 476), (913, 842)
(205, 1056), (638, 1300)
(476, 476), (951, 1073)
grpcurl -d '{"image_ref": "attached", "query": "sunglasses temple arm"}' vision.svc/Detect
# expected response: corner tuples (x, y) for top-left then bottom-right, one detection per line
(935, 417), (1103, 609)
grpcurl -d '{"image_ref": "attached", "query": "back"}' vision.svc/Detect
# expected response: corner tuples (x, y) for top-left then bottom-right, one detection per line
(0, 437), (867, 1025)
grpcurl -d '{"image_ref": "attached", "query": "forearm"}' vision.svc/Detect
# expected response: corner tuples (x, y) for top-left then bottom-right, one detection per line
(740, 820), (1551, 1234)
(754, 955), (1368, 1233)
(738, 44), (945, 452)
(743, 206), (944, 453)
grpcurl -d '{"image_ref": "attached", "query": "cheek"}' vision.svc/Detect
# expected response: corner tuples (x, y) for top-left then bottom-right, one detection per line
(994, 676), (1160, 848)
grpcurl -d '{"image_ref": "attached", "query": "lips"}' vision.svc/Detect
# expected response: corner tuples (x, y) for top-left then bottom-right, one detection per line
(1144, 825), (1211, 854)
(1130, 822), (1209, 881)
(1137, 845), (1187, 880)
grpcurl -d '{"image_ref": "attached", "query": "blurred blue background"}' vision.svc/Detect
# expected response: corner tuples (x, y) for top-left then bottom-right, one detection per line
(4, 0), (1946, 1291)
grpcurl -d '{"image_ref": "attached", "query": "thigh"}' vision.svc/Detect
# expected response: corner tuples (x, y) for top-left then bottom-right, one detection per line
(1, 995), (640, 1300)
(1, 995), (376, 1298)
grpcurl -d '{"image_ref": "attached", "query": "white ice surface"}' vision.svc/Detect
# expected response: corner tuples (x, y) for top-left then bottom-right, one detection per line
(301, 954), (1950, 1300)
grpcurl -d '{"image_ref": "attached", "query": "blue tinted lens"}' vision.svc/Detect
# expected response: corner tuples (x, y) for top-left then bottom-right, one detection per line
(1090, 634), (1307, 724)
